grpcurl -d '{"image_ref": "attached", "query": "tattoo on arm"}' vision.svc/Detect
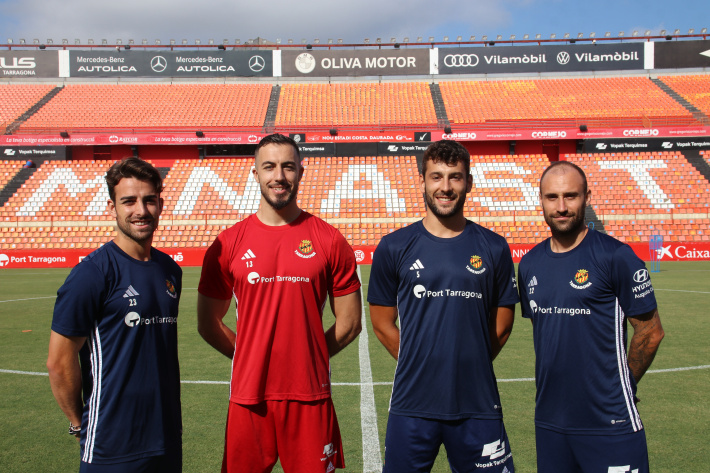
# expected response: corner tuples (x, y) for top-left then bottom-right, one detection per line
(627, 309), (664, 383)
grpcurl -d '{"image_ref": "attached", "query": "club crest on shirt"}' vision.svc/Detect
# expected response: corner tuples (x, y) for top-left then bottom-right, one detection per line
(570, 269), (592, 289)
(165, 279), (178, 298)
(466, 254), (486, 275)
(295, 239), (317, 259)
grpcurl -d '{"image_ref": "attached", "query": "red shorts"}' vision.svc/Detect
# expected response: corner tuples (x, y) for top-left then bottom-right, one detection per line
(222, 399), (345, 473)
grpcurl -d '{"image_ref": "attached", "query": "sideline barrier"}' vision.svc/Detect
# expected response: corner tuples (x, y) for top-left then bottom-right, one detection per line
(649, 234), (663, 272)
(1, 242), (709, 269)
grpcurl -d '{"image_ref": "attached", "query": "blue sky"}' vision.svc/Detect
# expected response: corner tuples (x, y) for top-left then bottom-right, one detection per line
(0, 0), (707, 46)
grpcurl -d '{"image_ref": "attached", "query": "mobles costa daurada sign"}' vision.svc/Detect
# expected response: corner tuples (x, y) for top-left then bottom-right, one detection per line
(437, 43), (646, 74)
(68, 51), (272, 77)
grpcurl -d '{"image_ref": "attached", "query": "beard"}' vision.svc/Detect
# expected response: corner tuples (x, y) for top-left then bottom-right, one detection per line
(545, 202), (587, 238)
(424, 189), (467, 219)
(261, 181), (299, 210)
(115, 217), (157, 244)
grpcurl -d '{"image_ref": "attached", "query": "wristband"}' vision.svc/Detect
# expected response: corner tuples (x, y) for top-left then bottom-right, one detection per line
(69, 422), (81, 437)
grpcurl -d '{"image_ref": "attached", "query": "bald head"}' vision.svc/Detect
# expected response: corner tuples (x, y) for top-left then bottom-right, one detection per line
(540, 161), (587, 195)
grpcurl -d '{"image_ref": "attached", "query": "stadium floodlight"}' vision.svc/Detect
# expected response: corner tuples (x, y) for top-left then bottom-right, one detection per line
(618, 31), (625, 37)
(195, 39), (201, 45)
(523, 34), (529, 40)
(235, 39), (241, 44)
(33, 39), (39, 44)
(550, 33), (556, 39)
(276, 38), (282, 44)
(223, 39), (229, 45)
(644, 30), (652, 36)
(604, 32), (611, 37)
(181, 39), (188, 45)
(313, 38), (320, 44)
(674, 29), (680, 35)
(391, 37), (397, 43)
(142, 39), (148, 45)
(208, 39), (214, 45)
(116, 39), (122, 45)
(496, 35), (503, 40)
(46, 39), (53, 44)
(428, 36), (435, 42)
(363, 38), (370, 44)
(101, 39), (107, 45)
(287, 39), (293, 44)
(155, 39), (161, 45)
(688, 29), (695, 34)
(563, 33), (570, 39)
(632, 31), (639, 37)
(443, 36), (449, 42)
(62, 39), (68, 44)
(701, 28), (707, 34)
(87, 39), (94, 45)
(456, 36), (462, 41)
(75, 39), (81, 44)
(535, 34), (541, 39)
(510, 34), (516, 40)
(417, 37), (423, 42)
(327, 38), (333, 44)
(659, 30), (667, 36)
(129, 39), (135, 45)
(469, 35), (476, 41)
(376, 38), (382, 43)
(7, 38), (12, 44)
(589, 32), (596, 38)
(19, 38), (26, 44)
(169, 39), (175, 45)
(300, 38), (307, 44)
(338, 38), (343, 44)
(403, 37), (409, 43)
(481, 35), (488, 41)
(577, 33), (584, 38)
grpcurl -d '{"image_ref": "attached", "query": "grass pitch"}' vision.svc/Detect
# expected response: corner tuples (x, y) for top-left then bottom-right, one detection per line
(0, 262), (708, 472)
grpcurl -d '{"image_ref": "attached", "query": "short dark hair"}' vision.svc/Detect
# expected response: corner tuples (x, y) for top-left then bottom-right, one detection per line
(421, 140), (470, 176)
(105, 157), (163, 202)
(255, 133), (301, 163)
(539, 161), (588, 194)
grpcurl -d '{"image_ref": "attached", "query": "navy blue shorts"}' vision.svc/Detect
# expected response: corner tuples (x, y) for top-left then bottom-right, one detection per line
(383, 412), (514, 473)
(536, 426), (649, 473)
(79, 453), (182, 473)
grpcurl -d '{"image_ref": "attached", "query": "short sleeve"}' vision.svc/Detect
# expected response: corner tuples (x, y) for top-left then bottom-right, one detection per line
(51, 262), (106, 337)
(518, 262), (533, 319)
(493, 239), (520, 307)
(198, 233), (235, 300)
(366, 237), (398, 307)
(328, 230), (361, 298)
(611, 244), (657, 317)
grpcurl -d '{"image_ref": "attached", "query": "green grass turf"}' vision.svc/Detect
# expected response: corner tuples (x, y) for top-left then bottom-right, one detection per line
(0, 262), (708, 472)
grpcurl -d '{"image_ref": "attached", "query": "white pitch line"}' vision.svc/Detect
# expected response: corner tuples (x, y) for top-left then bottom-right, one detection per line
(357, 267), (382, 473)
(0, 296), (57, 303)
(4, 365), (710, 384)
(654, 288), (710, 295)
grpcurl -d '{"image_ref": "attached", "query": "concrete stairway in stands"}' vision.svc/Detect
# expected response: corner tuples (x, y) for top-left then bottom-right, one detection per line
(650, 78), (709, 122)
(0, 167), (37, 207)
(263, 84), (281, 132)
(3, 86), (65, 135)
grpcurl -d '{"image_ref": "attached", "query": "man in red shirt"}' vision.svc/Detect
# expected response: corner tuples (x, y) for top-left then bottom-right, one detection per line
(197, 133), (362, 473)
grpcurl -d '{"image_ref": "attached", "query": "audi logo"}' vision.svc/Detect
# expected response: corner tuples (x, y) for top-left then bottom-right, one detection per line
(444, 54), (479, 68)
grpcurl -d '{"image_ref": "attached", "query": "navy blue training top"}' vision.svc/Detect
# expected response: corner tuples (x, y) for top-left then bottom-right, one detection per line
(518, 229), (657, 434)
(368, 220), (519, 420)
(52, 241), (182, 464)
